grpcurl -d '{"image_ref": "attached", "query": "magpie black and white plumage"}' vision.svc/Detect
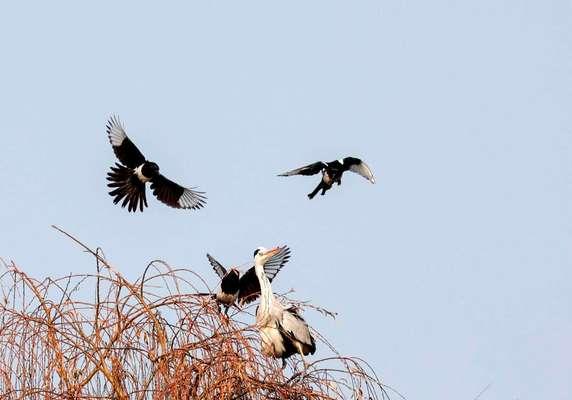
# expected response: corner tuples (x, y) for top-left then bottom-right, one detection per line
(105, 115), (206, 212)
(278, 156), (375, 199)
(206, 246), (291, 314)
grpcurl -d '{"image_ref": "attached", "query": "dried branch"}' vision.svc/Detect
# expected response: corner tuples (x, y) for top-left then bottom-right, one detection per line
(0, 227), (390, 400)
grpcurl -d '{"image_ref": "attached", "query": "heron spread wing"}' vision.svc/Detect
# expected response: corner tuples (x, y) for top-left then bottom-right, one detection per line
(277, 161), (327, 177)
(263, 246), (291, 281)
(106, 115), (146, 168)
(344, 157), (375, 183)
(206, 254), (227, 279)
(237, 246), (291, 306)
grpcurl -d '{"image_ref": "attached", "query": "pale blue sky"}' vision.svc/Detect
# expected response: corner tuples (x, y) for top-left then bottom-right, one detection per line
(1, 1), (571, 399)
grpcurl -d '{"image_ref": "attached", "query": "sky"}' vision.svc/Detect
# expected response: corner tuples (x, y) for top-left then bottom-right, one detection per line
(0, 1), (571, 399)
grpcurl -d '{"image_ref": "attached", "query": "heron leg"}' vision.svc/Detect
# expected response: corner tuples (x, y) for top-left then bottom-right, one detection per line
(296, 344), (309, 369)
(300, 353), (309, 369)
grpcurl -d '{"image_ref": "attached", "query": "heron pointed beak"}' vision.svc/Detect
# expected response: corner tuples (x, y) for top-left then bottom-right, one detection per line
(264, 246), (282, 258)
(261, 246), (282, 263)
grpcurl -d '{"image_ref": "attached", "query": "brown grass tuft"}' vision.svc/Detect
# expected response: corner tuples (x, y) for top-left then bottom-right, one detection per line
(0, 227), (391, 399)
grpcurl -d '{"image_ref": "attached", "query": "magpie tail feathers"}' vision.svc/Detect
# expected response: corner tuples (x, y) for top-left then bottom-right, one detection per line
(194, 292), (217, 299)
(106, 163), (148, 212)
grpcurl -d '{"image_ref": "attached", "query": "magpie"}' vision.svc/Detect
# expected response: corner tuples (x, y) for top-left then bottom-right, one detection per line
(105, 115), (206, 212)
(206, 246), (291, 314)
(278, 157), (375, 199)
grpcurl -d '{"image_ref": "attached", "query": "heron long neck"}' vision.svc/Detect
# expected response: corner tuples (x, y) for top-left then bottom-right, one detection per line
(255, 260), (273, 323)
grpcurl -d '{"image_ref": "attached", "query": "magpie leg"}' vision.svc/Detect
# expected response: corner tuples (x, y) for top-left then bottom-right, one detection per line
(308, 182), (322, 199)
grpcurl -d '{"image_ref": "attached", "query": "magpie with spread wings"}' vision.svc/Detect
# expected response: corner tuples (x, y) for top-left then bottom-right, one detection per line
(105, 115), (206, 212)
(206, 246), (291, 314)
(278, 157), (375, 199)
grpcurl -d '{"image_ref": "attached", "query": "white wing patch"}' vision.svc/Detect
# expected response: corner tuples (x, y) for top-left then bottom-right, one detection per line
(107, 115), (127, 146)
(177, 188), (207, 209)
(349, 161), (375, 183)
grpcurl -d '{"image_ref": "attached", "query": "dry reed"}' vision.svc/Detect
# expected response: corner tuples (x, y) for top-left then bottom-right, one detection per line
(0, 227), (391, 400)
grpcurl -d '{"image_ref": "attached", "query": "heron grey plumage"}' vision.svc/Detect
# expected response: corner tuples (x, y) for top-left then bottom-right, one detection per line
(253, 246), (316, 368)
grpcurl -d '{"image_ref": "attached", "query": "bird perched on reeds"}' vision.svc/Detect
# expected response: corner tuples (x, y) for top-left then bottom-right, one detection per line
(206, 246), (291, 314)
(106, 115), (206, 212)
(253, 246), (315, 368)
(278, 157), (375, 199)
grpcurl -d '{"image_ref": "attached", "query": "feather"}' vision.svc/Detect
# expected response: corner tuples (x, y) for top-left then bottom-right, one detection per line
(278, 161), (327, 177)
(150, 174), (206, 210)
(106, 115), (146, 168)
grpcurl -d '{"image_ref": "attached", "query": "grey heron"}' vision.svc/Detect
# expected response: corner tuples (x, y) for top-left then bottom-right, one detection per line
(206, 247), (291, 314)
(253, 246), (316, 368)
(278, 156), (375, 199)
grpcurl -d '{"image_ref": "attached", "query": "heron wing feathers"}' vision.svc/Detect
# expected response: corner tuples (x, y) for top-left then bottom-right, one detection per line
(263, 246), (291, 281)
(280, 307), (316, 354)
(237, 246), (291, 306)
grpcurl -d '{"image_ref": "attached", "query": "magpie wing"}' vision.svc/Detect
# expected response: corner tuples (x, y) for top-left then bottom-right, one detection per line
(344, 157), (375, 183)
(106, 115), (146, 168)
(206, 254), (227, 279)
(277, 161), (326, 177)
(237, 268), (261, 306)
(150, 174), (207, 210)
